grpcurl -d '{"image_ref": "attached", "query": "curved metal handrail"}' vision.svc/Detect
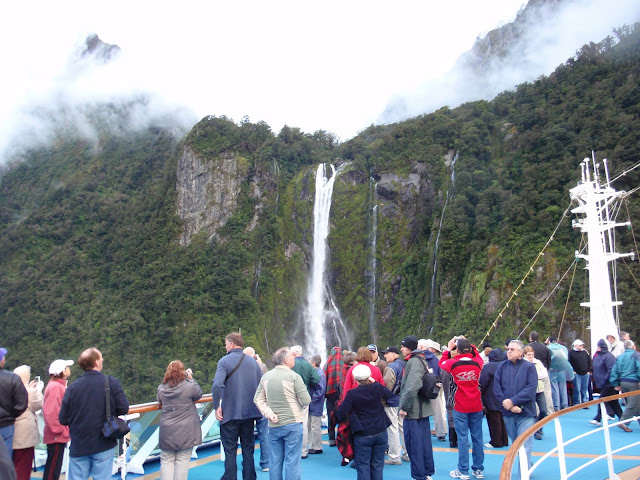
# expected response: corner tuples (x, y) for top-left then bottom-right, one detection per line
(499, 389), (640, 480)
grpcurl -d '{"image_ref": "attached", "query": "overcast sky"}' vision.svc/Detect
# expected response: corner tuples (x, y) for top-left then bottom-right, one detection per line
(0, 0), (638, 162)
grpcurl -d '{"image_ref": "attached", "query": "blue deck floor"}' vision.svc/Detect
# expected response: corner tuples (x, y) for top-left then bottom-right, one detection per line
(31, 406), (640, 479)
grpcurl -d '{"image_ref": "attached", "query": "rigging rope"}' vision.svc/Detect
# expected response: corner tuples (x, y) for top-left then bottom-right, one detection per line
(610, 160), (640, 184)
(480, 203), (572, 345)
(517, 243), (583, 340)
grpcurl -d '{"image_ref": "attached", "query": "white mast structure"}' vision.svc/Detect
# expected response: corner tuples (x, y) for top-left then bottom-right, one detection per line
(570, 155), (634, 355)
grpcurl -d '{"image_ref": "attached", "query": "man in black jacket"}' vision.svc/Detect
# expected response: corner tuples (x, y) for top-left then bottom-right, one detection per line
(0, 347), (28, 457)
(59, 347), (129, 480)
(568, 340), (592, 406)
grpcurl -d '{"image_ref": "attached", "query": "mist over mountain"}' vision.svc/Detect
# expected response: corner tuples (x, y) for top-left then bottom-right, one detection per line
(380, 0), (640, 124)
(0, 34), (196, 168)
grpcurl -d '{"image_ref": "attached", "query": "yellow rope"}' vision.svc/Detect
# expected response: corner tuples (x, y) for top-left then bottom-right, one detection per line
(480, 204), (572, 345)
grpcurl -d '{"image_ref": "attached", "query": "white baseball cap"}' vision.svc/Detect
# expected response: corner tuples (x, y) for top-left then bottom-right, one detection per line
(49, 359), (74, 375)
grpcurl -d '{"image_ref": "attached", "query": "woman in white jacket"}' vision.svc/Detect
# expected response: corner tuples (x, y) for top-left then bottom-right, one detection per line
(524, 346), (549, 440)
(12, 365), (43, 480)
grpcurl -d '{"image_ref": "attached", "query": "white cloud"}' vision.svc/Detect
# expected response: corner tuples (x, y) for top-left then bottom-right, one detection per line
(4, 0), (636, 162)
(381, 0), (640, 123)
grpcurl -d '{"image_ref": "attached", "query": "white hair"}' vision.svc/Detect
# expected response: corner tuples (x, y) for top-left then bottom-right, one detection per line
(417, 338), (429, 350)
(13, 365), (31, 383)
(291, 345), (303, 356)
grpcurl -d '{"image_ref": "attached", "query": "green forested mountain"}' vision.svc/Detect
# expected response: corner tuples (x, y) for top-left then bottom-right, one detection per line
(1, 25), (639, 403)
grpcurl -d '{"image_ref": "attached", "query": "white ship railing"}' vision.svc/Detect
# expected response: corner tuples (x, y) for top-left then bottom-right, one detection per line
(500, 390), (640, 480)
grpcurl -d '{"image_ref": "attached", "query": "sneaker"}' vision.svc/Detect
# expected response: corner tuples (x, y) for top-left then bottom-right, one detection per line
(426, 477), (434, 480)
(437, 436), (446, 441)
(401, 453), (410, 462)
(384, 458), (401, 465)
(262, 467), (269, 472)
(450, 469), (471, 480)
(483, 443), (493, 449)
(472, 470), (484, 479)
(589, 420), (601, 426)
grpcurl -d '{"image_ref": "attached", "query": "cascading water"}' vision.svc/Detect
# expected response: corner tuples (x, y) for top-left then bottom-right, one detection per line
(428, 152), (458, 315)
(368, 203), (378, 341)
(304, 163), (350, 361)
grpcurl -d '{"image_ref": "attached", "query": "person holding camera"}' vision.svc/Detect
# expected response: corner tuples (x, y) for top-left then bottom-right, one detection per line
(439, 336), (484, 480)
(157, 360), (202, 480)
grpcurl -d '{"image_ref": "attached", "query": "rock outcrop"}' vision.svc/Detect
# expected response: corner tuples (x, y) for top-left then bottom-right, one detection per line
(176, 147), (247, 245)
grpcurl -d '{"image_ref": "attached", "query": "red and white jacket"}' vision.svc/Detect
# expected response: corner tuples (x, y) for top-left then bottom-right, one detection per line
(439, 347), (483, 413)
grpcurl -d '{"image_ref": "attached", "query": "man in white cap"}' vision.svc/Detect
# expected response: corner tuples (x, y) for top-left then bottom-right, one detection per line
(568, 340), (591, 407)
(419, 339), (447, 443)
(43, 359), (74, 480)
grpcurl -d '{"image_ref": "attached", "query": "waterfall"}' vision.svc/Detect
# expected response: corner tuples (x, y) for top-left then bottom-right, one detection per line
(253, 259), (262, 300)
(428, 152), (458, 313)
(368, 203), (378, 341)
(304, 163), (350, 362)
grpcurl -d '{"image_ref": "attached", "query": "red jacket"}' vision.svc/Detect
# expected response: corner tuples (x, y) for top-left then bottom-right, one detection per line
(43, 378), (70, 444)
(340, 362), (384, 400)
(439, 348), (483, 413)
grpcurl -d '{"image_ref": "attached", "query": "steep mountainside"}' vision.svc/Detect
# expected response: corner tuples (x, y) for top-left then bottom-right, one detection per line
(1, 25), (639, 402)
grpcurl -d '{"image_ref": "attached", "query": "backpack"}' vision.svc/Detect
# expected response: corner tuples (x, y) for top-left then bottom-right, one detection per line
(417, 357), (442, 400)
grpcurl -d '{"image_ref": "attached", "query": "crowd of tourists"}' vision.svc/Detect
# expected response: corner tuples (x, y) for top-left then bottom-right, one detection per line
(0, 329), (638, 480)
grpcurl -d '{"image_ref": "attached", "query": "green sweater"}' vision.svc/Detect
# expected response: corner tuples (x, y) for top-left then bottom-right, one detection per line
(254, 366), (311, 428)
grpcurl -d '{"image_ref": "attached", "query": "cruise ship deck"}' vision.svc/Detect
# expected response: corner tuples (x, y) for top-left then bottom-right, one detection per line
(27, 396), (640, 480)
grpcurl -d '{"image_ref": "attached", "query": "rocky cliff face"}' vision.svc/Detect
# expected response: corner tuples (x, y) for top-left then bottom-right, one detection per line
(176, 146), (248, 245)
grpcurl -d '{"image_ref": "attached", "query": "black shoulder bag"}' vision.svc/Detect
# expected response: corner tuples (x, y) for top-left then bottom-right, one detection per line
(102, 375), (130, 440)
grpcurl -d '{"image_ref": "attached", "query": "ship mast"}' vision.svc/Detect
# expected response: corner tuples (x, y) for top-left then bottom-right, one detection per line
(570, 154), (634, 354)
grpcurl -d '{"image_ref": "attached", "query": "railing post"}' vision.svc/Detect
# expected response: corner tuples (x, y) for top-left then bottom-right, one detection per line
(554, 417), (568, 480)
(601, 403), (622, 480)
(519, 445), (530, 480)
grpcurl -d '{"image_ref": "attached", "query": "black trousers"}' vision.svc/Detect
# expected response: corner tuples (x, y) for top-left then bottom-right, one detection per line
(220, 419), (257, 480)
(43, 443), (66, 480)
(326, 392), (340, 441)
(594, 385), (624, 421)
(486, 409), (509, 447)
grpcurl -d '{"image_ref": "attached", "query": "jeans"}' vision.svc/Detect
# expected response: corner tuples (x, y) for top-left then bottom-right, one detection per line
(0, 424), (14, 457)
(353, 430), (387, 480)
(220, 419), (257, 480)
(67, 448), (114, 480)
(383, 406), (406, 460)
(256, 417), (269, 469)
(503, 415), (534, 479)
(268, 422), (303, 480)
(452, 410), (484, 474)
(403, 417), (435, 479)
(572, 374), (589, 405)
(160, 448), (192, 480)
(551, 379), (568, 410)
